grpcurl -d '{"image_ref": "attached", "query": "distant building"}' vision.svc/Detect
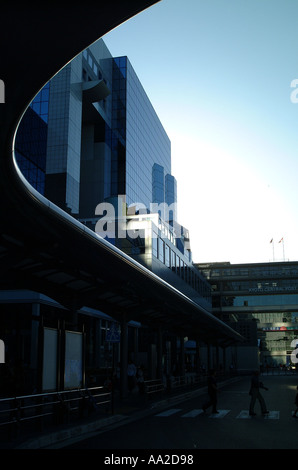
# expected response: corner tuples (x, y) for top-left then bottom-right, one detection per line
(15, 38), (210, 309)
(196, 261), (298, 370)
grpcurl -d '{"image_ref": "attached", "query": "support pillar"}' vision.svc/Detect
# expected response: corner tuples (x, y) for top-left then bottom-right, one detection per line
(207, 343), (211, 371)
(216, 344), (219, 371)
(133, 327), (138, 365)
(120, 315), (128, 399)
(195, 339), (201, 374)
(222, 346), (227, 374)
(156, 327), (163, 380)
(180, 335), (185, 376)
(31, 303), (40, 390)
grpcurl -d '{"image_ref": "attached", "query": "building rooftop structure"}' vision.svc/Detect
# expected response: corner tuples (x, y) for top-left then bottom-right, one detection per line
(11, 30), (238, 343)
(196, 260), (298, 368)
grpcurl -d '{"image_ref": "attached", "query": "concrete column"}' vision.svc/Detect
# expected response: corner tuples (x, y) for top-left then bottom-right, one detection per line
(31, 303), (40, 372)
(95, 320), (101, 369)
(58, 319), (66, 391)
(133, 327), (138, 365)
(120, 315), (128, 399)
(195, 339), (201, 373)
(156, 327), (163, 380)
(216, 344), (219, 370)
(207, 343), (211, 371)
(180, 336), (185, 376)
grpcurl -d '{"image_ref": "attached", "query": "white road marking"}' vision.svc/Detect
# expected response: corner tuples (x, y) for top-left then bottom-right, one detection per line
(181, 409), (204, 418)
(155, 408), (182, 417)
(208, 410), (230, 418)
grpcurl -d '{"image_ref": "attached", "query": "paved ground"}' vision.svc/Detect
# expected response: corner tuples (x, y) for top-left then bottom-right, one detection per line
(8, 375), (236, 449)
(3, 372), (298, 449)
(61, 373), (298, 450)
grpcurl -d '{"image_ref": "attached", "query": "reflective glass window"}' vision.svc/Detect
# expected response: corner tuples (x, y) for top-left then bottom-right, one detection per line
(158, 238), (165, 263)
(165, 244), (170, 267)
(152, 233), (158, 258)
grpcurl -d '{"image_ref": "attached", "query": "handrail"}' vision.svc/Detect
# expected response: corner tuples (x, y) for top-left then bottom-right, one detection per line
(144, 379), (165, 398)
(0, 386), (113, 440)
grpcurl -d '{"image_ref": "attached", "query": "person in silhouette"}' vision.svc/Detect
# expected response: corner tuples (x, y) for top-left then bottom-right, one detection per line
(249, 370), (269, 416)
(202, 369), (219, 414)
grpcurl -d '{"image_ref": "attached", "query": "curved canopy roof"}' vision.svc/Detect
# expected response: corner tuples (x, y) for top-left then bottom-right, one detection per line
(0, 1), (244, 347)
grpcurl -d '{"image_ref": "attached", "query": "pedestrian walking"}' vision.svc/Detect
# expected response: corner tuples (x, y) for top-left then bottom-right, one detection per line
(293, 385), (298, 418)
(249, 370), (269, 416)
(202, 369), (218, 414)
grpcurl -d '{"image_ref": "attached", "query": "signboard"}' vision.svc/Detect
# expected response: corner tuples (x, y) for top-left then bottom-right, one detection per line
(65, 331), (83, 389)
(42, 328), (58, 391)
(106, 323), (121, 343)
(262, 326), (298, 331)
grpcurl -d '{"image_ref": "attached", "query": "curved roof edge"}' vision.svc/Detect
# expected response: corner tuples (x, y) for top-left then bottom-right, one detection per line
(0, 1), (243, 346)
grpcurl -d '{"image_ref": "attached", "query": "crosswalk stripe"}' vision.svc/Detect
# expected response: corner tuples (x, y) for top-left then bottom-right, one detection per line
(236, 410), (279, 419)
(155, 408), (182, 417)
(208, 410), (230, 418)
(264, 411), (279, 419)
(154, 408), (282, 419)
(181, 409), (204, 418)
(236, 410), (251, 419)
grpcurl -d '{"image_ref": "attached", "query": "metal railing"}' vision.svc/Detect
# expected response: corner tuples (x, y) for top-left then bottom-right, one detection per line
(168, 373), (206, 391)
(0, 386), (112, 441)
(167, 371), (231, 393)
(144, 379), (165, 398)
(144, 373), (208, 399)
(263, 366), (298, 375)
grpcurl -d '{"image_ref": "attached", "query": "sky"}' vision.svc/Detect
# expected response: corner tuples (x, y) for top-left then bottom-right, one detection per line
(103, 0), (298, 265)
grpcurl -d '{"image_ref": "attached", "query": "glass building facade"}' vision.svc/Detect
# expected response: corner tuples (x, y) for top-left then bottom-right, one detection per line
(152, 163), (165, 206)
(125, 57), (171, 209)
(14, 37), (210, 310)
(15, 39), (174, 219)
(15, 82), (49, 195)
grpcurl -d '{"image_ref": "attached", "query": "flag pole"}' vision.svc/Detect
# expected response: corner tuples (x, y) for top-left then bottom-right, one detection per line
(283, 238), (285, 261)
(279, 237), (285, 261)
(270, 238), (275, 261)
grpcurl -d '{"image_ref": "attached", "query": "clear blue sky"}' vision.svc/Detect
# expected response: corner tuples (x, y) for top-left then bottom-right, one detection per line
(103, 0), (298, 264)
